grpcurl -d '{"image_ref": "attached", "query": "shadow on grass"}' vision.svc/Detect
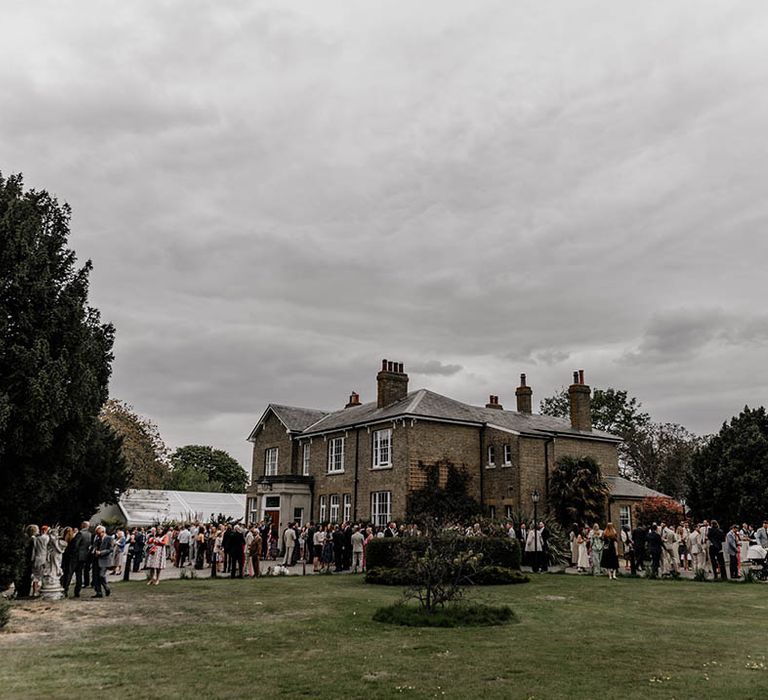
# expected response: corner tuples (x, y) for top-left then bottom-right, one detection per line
(373, 602), (517, 628)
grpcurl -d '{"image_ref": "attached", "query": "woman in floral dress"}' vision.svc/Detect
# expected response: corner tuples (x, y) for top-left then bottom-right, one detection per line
(145, 527), (169, 585)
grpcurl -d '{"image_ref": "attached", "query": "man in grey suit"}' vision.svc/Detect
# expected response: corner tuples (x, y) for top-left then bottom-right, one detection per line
(92, 525), (113, 598)
(72, 521), (93, 598)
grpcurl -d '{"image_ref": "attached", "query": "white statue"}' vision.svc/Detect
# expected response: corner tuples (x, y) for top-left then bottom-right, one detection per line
(39, 526), (66, 601)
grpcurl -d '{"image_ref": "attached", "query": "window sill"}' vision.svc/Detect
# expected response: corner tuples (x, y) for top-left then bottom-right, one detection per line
(485, 464), (496, 469)
(371, 465), (393, 470)
(326, 470), (345, 475)
(501, 463), (512, 468)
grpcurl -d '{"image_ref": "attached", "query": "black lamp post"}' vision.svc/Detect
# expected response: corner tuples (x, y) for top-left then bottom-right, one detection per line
(532, 490), (540, 572)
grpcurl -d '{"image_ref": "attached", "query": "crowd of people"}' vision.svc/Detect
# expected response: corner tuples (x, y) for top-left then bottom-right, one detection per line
(17, 518), (416, 599)
(16, 515), (768, 599)
(563, 519), (768, 580)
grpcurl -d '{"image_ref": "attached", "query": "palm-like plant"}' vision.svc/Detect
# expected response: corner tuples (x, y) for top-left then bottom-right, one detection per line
(549, 455), (609, 526)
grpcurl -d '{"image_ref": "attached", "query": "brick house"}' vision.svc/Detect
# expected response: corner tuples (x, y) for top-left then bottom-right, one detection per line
(246, 360), (640, 530)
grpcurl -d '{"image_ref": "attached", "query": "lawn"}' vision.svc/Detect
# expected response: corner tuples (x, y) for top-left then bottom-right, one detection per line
(1, 574), (767, 699)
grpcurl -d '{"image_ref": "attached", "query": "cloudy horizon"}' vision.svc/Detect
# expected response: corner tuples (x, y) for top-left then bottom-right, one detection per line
(3, 1), (768, 472)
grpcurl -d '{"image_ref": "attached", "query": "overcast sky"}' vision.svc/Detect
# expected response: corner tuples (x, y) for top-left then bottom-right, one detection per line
(3, 1), (768, 473)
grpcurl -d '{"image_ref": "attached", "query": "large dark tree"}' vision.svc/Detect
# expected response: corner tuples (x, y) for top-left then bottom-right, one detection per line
(168, 444), (247, 493)
(0, 173), (127, 588)
(548, 455), (609, 526)
(687, 406), (768, 527)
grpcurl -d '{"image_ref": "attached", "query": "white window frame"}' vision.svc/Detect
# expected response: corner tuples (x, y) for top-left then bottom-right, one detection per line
(328, 437), (345, 473)
(371, 491), (391, 528)
(503, 444), (512, 467)
(265, 447), (278, 476)
(373, 428), (392, 469)
(486, 444), (495, 468)
(293, 507), (304, 526)
(329, 494), (340, 523)
(343, 494), (351, 522)
(319, 495), (327, 523)
(505, 505), (513, 520)
(302, 443), (310, 476)
(488, 505), (496, 520)
(619, 505), (632, 531)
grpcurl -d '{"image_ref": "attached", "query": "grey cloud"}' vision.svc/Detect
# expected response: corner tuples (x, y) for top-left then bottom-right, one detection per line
(409, 360), (463, 376)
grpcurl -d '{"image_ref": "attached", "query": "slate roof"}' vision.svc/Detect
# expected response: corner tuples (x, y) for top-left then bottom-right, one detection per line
(298, 389), (621, 442)
(605, 475), (669, 500)
(270, 404), (328, 432)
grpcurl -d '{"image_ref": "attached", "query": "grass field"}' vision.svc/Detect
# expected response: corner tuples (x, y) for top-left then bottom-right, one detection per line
(1, 573), (767, 699)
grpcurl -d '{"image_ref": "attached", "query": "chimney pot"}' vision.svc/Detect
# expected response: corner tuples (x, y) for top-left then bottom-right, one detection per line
(377, 359), (409, 408)
(485, 394), (503, 410)
(515, 374), (533, 413)
(568, 371), (592, 431)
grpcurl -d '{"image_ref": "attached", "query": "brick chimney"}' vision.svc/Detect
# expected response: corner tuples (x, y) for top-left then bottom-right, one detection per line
(345, 391), (361, 408)
(515, 373), (532, 414)
(377, 359), (409, 408)
(568, 369), (591, 431)
(485, 395), (503, 410)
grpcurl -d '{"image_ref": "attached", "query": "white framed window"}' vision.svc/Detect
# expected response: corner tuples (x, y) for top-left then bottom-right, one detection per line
(486, 444), (495, 467)
(328, 437), (345, 473)
(619, 505), (632, 531)
(371, 491), (391, 528)
(265, 447), (278, 476)
(503, 444), (512, 466)
(248, 498), (259, 524)
(505, 505), (513, 520)
(293, 507), (304, 526)
(343, 494), (351, 522)
(488, 505), (496, 520)
(373, 428), (392, 468)
(264, 495), (280, 509)
(302, 443), (310, 475)
(329, 494), (340, 523)
(319, 495), (327, 523)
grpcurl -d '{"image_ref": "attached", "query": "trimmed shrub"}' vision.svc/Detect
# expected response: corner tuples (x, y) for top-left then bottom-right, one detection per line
(365, 565), (528, 586)
(365, 536), (521, 572)
(0, 598), (10, 630)
(373, 602), (516, 627)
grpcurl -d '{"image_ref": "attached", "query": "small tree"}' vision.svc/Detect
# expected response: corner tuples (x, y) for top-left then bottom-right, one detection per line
(169, 445), (247, 493)
(548, 455), (609, 526)
(634, 496), (684, 527)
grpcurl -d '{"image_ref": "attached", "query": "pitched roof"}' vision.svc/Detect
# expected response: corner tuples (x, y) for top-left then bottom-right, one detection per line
(247, 403), (329, 441)
(606, 475), (669, 500)
(117, 489), (246, 527)
(299, 389), (621, 442)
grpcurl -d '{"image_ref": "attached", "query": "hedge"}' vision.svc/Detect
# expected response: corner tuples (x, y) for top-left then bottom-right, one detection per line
(365, 565), (529, 586)
(365, 536), (521, 572)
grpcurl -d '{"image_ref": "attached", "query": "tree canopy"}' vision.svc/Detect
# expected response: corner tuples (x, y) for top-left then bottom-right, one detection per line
(0, 173), (127, 587)
(548, 455), (609, 527)
(168, 444), (247, 493)
(100, 399), (170, 489)
(687, 406), (768, 527)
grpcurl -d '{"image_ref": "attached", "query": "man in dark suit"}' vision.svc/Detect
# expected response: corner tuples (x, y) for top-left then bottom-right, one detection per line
(132, 528), (146, 572)
(384, 522), (398, 538)
(228, 525), (245, 578)
(342, 524), (353, 570)
(632, 524), (647, 574)
(332, 525), (345, 572)
(646, 524), (662, 577)
(92, 525), (113, 598)
(306, 522), (316, 564)
(222, 524), (233, 573)
(708, 520), (727, 580)
(72, 521), (93, 598)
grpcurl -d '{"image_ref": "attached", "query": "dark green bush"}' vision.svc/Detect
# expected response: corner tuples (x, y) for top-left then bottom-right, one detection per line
(0, 598), (10, 629)
(365, 565), (528, 586)
(365, 536), (521, 571)
(373, 602), (516, 627)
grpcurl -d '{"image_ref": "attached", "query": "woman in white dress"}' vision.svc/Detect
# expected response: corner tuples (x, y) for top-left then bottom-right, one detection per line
(577, 531), (590, 572)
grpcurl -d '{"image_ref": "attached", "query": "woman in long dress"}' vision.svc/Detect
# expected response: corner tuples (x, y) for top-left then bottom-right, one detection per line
(569, 524), (580, 568)
(577, 532), (590, 573)
(145, 527), (169, 586)
(589, 523), (603, 576)
(601, 523), (620, 580)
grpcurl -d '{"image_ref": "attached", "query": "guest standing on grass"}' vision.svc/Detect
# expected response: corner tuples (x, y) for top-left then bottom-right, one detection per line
(92, 525), (113, 598)
(282, 523), (296, 566)
(689, 525), (704, 571)
(229, 525), (246, 578)
(569, 524), (580, 568)
(362, 527), (374, 571)
(576, 531), (590, 573)
(631, 523), (646, 573)
(708, 521), (727, 580)
(589, 523), (603, 576)
(601, 523), (620, 580)
(250, 527), (262, 577)
(351, 526), (365, 573)
(646, 524), (662, 577)
(726, 525), (740, 580)
(145, 527), (169, 586)
(194, 527), (206, 570)
(60, 527), (76, 595)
